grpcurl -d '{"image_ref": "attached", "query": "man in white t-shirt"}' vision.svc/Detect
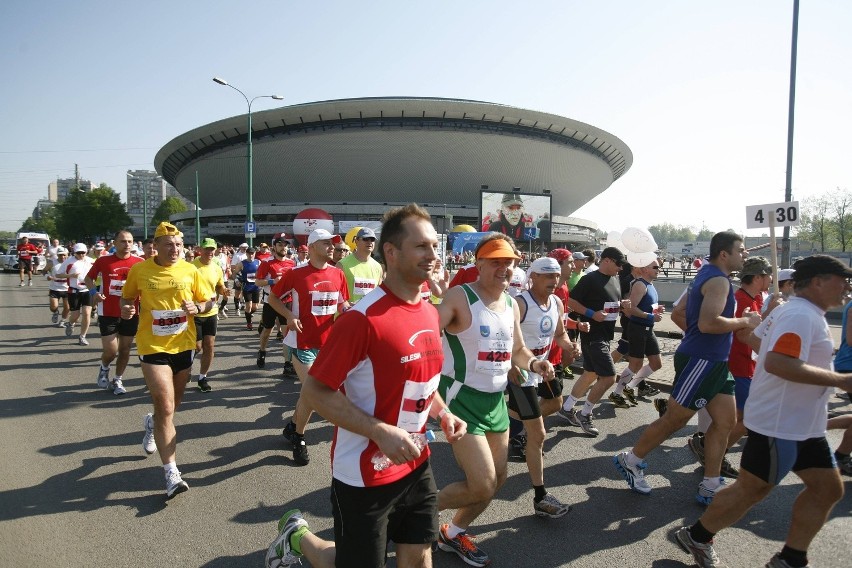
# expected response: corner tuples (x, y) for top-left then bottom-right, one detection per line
(675, 255), (852, 568)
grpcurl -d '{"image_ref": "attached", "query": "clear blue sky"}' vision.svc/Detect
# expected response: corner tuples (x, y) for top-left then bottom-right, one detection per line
(1, 0), (849, 237)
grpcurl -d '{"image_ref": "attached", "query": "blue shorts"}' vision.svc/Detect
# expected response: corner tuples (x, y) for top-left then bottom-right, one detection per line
(288, 346), (320, 365)
(734, 376), (751, 410)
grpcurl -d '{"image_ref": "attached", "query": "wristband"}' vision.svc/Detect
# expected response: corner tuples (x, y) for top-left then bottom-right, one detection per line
(584, 308), (595, 318)
(528, 356), (538, 373)
(647, 313), (655, 322)
(438, 407), (450, 419)
(89, 289), (98, 296)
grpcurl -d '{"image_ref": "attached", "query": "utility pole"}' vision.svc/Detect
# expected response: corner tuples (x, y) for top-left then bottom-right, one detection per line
(781, 0), (799, 268)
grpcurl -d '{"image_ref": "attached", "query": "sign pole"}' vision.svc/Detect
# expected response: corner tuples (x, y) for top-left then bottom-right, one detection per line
(768, 217), (779, 295)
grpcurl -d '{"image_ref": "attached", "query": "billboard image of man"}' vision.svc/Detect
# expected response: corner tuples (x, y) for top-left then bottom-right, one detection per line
(483, 193), (536, 240)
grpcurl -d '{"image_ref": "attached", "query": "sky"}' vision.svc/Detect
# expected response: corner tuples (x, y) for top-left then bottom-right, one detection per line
(1, 0), (850, 238)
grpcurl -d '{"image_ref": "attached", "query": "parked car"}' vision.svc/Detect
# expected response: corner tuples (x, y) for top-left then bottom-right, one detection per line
(1, 254), (47, 273)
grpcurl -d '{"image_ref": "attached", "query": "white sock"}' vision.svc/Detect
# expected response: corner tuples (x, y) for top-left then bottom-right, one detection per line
(702, 476), (722, 490)
(163, 461), (179, 476)
(617, 367), (634, 386)
(562, 395), (578, 412)
(100, 363), (109, 371)
(626, 451), (643, 467)
(613, 382), (625, 396)
(446, 522), (465, 539)
(581, 400), (594, 416)
(199, 374), (206, 381)
(113, 375), (122, 382)
(628, 364), (654, 388)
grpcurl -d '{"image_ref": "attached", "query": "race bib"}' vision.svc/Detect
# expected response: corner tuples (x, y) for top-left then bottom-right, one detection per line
(310, 290), (338, 316)
(151, 309), (188, 336)
(476, 339), (512, 375)
(108, 279), (125, 297)
(353, 277), (377, 298)
(246, 273), (256, 283)
(396, 375), (440, 432)
(602, 301), (620, 321)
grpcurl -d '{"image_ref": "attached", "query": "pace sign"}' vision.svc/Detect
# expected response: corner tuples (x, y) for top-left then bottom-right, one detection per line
(745, 201), (800, 230)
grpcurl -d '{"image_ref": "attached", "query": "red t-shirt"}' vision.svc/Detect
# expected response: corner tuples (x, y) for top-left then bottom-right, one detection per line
(255, 251), (272, 262)
(87, 254), (144, 317)
(16, 243), (39, 260)
(448, 264), (478, 288)
(257, 257), (295, 287)
(271, 263), (349, 349)
(728, 287), (763, 378)
(310, 285), (443, 487)
(548, 283), (571, 365)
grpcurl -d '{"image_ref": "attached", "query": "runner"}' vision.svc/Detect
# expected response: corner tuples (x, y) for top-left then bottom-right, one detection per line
(337, 227), (383, 305)
(46, 247), (70, 326)
(255, 237), (295, 371)
(64, 243), (95, 345)
(192, 238), (230, 392)
(16, 236), (40, 287)
(233, 247), (261, 330)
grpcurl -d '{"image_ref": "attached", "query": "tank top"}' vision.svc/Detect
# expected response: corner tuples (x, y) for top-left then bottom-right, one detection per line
(517, 289), (558, 386)
(441, 284), (515, 393)
(628, 278), (660, 327)
(677, 264), (735, 361)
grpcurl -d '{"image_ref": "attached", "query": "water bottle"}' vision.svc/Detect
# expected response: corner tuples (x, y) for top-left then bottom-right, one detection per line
(372, 430), (436, 471)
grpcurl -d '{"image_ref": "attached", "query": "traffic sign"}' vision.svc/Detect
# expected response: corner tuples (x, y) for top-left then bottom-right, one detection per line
(244, 221), (256, 233)
(745, 201), (800, 229)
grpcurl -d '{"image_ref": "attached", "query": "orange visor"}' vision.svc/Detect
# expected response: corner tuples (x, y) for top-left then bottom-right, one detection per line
(476, 239), (521, 260)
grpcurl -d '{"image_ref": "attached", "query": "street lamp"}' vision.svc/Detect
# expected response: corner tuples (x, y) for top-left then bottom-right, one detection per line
(212, 77), (283, 247)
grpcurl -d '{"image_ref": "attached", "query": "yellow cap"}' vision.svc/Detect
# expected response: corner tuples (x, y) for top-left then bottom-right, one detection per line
(154, 222), (183, 239)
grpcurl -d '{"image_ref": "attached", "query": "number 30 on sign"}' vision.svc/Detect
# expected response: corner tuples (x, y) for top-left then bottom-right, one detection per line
(745, 201), (800, 229)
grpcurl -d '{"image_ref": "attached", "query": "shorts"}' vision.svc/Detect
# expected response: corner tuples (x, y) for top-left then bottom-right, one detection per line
(48, 290), (68, 299)
(438, 375), (508, 435)
(627, 323), (661, 358)
(734, 376), (751, 410)
(580, 337), (616, 377)
(194, 314), (218, 340)
(242, 288), (260, 303)
(615, 337), (630, 356)
(506, 377), (563, 420)
(287, 346), (320, 365)
(261, 302), (287, 329)
(139, 350), (194, 373)
(671, 353), (735, 411)
(19, 258), (32, 272)
(741, 430), (836, 485)
(98, 315), (139, 337)
(331, 460), (438, 568)
(68, 290), (92, 311)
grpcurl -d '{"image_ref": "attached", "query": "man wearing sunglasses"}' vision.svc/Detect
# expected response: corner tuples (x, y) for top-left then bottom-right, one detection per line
(338, 227), (384, 306)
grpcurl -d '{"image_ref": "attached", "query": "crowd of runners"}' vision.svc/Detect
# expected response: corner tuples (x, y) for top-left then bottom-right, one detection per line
(12, 210), (852, 568)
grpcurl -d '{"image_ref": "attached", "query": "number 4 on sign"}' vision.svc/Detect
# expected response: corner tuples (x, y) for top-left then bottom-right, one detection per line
(745, 202), (800, 230)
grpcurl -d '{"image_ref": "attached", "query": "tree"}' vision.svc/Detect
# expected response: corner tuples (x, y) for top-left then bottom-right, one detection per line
(54, 184), (133, 242)
(19, 208), (57, 236)
(647, 223), (697, 247)
(830, 188), (852, 252)
(152, 197), (188, 225)
(798, 194), (834, 252)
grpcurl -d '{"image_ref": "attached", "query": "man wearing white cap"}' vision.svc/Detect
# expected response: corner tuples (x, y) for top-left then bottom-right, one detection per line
(337, 227), (384, 305)
(507, 256), (579, 519)
(64, 243), (95, 345)
(46, 247), (71, 326)
(268, 228), (350, 466)
(762, 268), (796, 315)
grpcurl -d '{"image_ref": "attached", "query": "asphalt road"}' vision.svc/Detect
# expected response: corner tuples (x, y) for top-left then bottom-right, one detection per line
(1, 273), (850, 567)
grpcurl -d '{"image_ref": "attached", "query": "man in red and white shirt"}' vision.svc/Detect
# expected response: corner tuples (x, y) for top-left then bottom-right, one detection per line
(255, 237), (296, 370)
(85, 230), (143, 395)
(265, 204), (466, 568)
(268, 229), (350, 466)
(16, 236), (40, 287)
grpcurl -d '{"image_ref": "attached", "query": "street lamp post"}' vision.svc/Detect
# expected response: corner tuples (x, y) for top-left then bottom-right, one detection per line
(212, 77), (283, 247)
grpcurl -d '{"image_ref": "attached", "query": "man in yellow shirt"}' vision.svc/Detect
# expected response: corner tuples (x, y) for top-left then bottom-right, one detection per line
(192, 238), (230, 392)
(121, 222), (215, 499)
(337, 227), (384, 305)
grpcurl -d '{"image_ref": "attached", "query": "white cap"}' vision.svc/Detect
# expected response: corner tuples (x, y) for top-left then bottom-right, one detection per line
(56, 247), (69, 255)
(528, 257), (561, 275)
(307, 229), (342, 246)
(73, 243), (88, 253)
(239, 243), (248, 248)
(778, 268), (795, 282)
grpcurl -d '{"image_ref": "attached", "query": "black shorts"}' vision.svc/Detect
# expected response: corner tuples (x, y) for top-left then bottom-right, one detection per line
(331, 460), (438, 568)
(139, 350), (194, 373)
(48, 290), (68, 299)
(741, 430), (836, 485)
(627, 323), (661, 358)
(195, 314), (218, 339)
(19, 258), (33, 272)
(242, 288), (260, 303)
(261, 302), (287, 329)
(507, 377), (563, 420)
(99, 315), (139, 337)
(580, 337), (616, 377)
(68, 290), (92, 311)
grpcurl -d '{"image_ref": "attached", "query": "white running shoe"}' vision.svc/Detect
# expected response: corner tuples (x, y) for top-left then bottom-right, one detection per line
(696, 477), (726, 506)
(78, 336), (89, 346)
(28, 280), (32, 286)
(675, 526), (725, 567)
(97, 367), (110, 389)
(57, 320), (68, 328)
(65, 323), (74, 337)
(613, 452), (652, 495)
(266, 509), (309, 568)
(111, 378), (126, 395)
(165, 469), (189, 499)
(51, 311), (60, 324)
(142, 413), (157, 455)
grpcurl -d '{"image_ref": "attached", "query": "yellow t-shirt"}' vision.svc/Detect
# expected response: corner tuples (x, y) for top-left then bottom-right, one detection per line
(123, 258), (208, 355)
(192, 257), (224, 317)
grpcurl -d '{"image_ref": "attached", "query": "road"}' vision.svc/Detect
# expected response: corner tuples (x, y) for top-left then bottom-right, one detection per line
(1, 273), (850, 567)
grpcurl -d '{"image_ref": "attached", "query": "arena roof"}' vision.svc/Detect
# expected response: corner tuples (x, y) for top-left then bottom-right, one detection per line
(154, 97), (632, 216)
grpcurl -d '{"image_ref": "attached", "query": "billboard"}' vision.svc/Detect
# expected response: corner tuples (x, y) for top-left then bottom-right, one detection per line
(480, 190), (552, 242)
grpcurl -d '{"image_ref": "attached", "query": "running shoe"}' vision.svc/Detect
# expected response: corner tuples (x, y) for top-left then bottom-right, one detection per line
(283, 421), (298, 444)
(246, 323), (253, 331)
(838, 454), (852, 475)
(143, 413), (157, 455)
(638, 382), (661, 397)
(675, 526), (725, 568)
(533, 493), (571, 518)
(688, 432), (706, 466)
(622, 386), (639, 406)
(276, 330), (284, 341)
(696, 477), (726, 506)
(111, 378), (126, 395)
(437, 523), (490, 567)
(57, 320), (68, 328)
(78, 335), (89, 346)
(97, 367), (110, 389)
(28, 280), (32, 286)
(19, 281), (25, 287)
(765, 553), (808, 568)
(51, 311), (60, 324)
(608, 392), (632, 409)
(221, 307), (229, 319)
(557, 407), (581, 427)
(65, 323), (74, 337)
(165, 469), (189, 499)
(292, 438), (310, 466)
(613, 452), (652, 495)
(197, 378), (212, 392)
(508, 434), (527, 462)
(653, 398), (668, 417)
(574, 410), (600, 436)
(257, 350), (266, 369)
(720, 456), (739, 479)
(265, 509), (309, 568)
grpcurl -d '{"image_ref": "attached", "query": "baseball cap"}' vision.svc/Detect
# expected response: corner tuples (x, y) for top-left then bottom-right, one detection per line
(572, 251), (587, 261)
(95, 244), (105, 250)
(528, 257), (561, 275)
(200, 238), (217, 249)
(307, 229), (342, 246)
(239, 242), (248, 248)
(259, 242), (269, 247)
(297, 244), (309, 252)
(740, 256), (772, 277)
(56, 247), (68, 255)
(501, 193), (523, 205)
(272, 237), (287, 245)
(356, 227), (376, 240)
(791, 255), (852, 282)
(476, 238), (520, 260)
(778, 268), (795, 282)
(154, 222), (183, 239)
(600, 247), (625, 265)
(547, 248), (572, 263)
(73, 243), (88, 253)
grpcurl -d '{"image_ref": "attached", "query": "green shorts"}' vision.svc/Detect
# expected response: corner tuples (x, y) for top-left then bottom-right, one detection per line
(671, 353), (735, 411)
(438, 375), (509, 436)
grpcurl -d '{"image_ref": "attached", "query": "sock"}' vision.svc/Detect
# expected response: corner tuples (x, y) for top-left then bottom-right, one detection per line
(289, 526), (310, 556)
(702, 476), (722, 490)
(613, 382), (625, 396)
(629, 365), (654, 388)
(562, 394), (578, 412)
(626, 451), (643, 467)
(163, 461), (179, 476)
(689, 520), (715, 544)
(617, 367), (633, 386)
(778, 545), (808, 568)
(581, 400), (594, 416)
(533, 485), (547, 502)
(446, 522), (465, 539)
(509, 417), (524, 438)
(100, 363), (109, 371)
(113, 375), (122, 382)
(199, 374), (206, 381)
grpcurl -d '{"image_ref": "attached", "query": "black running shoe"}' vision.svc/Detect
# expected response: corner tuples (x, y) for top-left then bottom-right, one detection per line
(508, 434), (527, 461)
(293, 438), (310, 466)
(257, 350), (266, 368)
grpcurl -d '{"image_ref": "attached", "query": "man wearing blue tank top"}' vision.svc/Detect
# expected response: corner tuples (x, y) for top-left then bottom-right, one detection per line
(614, 231), (761, 505)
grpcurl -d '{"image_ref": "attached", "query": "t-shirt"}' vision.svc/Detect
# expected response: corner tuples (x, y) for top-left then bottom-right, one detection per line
(570, 270), (621, 341)
(727, 287), (764, 378)
(834, 301), (852, 371)
(310, 285), (442, 488)
(48, 263), (69, 292)
(16, 243), (39, 261)
(548, 283), (570, 365)
(87, 254), (144, 317)
(66, 257), (93, 291)
(192, 258), (225, 317)
(122, 258), (209, 356)
(338, 254), (384, 304)
(271, 263), (349, 349)
(448, 264), (478, 288)
(567, 271), (583, 291)
(744, 297), (834, 441)
(257, 257), (296, 294)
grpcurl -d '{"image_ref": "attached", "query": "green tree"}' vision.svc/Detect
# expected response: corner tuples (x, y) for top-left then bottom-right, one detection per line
(54, 184), (133, 241)
(19, 208), (57, 236)
(829, 188), (852, 252)
(647, 223), (697, 247)
(797, 194), (834, 252)
(152, 196), (188, 225)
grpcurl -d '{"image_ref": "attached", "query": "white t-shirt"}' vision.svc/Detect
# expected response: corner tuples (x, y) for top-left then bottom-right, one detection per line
(744, 297), (834, 441)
